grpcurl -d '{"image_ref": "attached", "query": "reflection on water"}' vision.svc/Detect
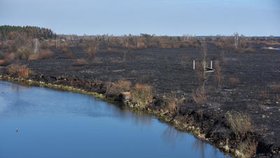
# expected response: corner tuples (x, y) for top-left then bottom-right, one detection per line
(193, 139), (206, 158)
(161, 126), (184, 145)
(161, 126), (230, 158)
(0, 81), (229, 158)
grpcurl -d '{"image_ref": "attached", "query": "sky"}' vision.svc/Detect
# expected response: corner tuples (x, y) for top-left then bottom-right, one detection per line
(0, 0), (279, 36)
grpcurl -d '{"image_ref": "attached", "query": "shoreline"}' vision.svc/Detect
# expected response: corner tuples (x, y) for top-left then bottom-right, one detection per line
(0, 74), (257, 158)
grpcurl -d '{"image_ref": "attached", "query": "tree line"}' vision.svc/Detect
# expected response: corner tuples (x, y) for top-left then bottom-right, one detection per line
(0, 25), (56, 40)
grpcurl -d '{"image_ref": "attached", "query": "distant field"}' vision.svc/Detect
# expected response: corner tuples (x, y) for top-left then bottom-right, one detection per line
(1, 26), (280, 157)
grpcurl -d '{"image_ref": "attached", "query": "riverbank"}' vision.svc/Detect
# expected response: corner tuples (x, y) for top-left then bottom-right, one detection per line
(0, 73), (268, 158)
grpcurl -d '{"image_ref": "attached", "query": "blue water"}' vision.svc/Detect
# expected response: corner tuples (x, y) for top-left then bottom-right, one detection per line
(0, 81), (229, 158)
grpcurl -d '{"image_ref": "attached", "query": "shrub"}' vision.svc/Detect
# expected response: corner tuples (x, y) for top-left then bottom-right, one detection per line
(225, 111), (252, 138)
(131, 83), (153, 108)
(18, 66), (30, 78)
(106, 80), (132, 96)
(192, 86), (207, 105)
(7, 64), (31, 78)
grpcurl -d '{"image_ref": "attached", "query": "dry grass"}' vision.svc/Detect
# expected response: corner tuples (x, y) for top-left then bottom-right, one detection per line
(163, 92), (183, 112)
(225, 111), (252, 138)
(7, 64), (31, 78)
(136, 38), (147, 49)
(131, 83), (153, 108)
(85, 45), (97, 61)
(16, 47), (33, 60)
(195, 62), (206, 84)
(238, 139), (258, 158)
(106, 80), (132, 96)
(192, 86), (207, 105)
(187, 40), (201, 48)
(0, 60), (5, 65)
(0, 53), (15, 66)
(28, 49), (54, 61)
(214, 60), (223, 87)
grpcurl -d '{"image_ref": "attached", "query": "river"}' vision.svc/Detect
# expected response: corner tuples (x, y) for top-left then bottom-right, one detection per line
(0, 81), (229, 158)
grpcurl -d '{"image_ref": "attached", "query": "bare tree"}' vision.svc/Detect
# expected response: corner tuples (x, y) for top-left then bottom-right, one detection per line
(192, 40), (209, 105)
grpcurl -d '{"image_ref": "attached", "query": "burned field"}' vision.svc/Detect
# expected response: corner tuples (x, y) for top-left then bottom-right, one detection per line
(0, 27), (280, 157)
(10, 43), (279, 157)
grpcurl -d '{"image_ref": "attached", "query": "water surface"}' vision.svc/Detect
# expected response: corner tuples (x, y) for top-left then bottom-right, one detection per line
(0, 81), (229, 158)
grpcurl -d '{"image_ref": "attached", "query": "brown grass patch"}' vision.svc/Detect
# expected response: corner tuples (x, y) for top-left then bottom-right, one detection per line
(163, 92), (184, 112)
(7, 64), (31, 78)
(214, 60), (223, 87)
(0, 53), (15, 66)
(0, 60), (5, 65)
(106, 80), (132, 96)
(165, 97), (177, 112)
(28, 49), (54, 61)
(131, 83), (153, 108)
(192, 87), (207, 105)
(16, 47), (33, 60)
(225, 111), (252, 138)
(195, 62), (206, 84)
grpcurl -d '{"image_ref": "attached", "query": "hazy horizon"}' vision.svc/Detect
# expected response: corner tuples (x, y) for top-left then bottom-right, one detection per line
(0, 0), (279, 36)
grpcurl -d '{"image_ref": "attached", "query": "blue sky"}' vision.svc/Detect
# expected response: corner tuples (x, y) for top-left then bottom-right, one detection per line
(0, 0), (279, 36)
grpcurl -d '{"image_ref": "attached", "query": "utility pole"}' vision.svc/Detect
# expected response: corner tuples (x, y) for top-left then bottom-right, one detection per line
(234, 32), (239, 49)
